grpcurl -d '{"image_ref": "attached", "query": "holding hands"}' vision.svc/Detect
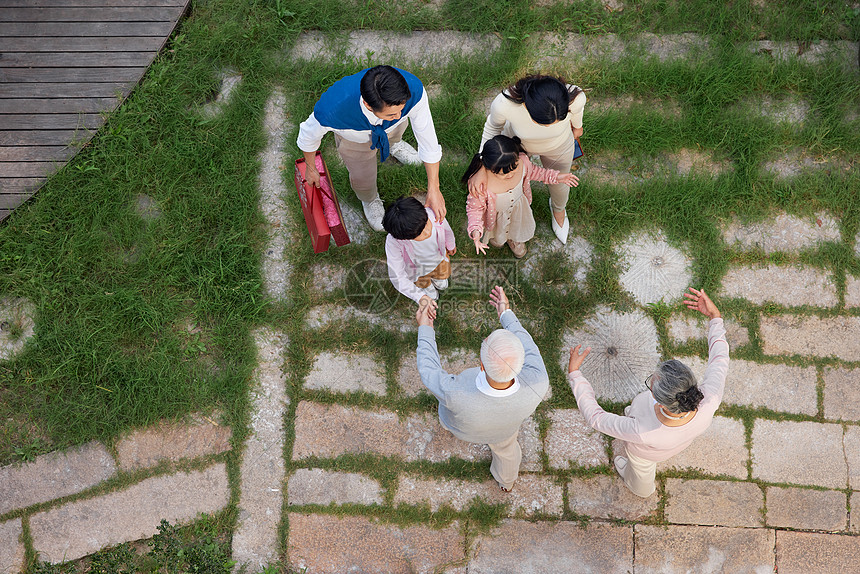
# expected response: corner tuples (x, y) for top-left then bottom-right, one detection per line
(416, 295), (438, 327)
(683, 287), (720, 319)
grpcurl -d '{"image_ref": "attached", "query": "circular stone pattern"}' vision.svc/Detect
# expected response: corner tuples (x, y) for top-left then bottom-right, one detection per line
(521, 235), (594, 295)
(561, 306), (660, 402)
(0, 297), (36, 361)
(618, 231), (692, 305)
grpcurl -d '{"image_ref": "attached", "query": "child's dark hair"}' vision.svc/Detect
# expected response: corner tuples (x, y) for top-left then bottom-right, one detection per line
(503, 75), (581, 125)
(461, 135), (526, 184)
(360, 66), (411, 111)
(382, 196), (429, 240)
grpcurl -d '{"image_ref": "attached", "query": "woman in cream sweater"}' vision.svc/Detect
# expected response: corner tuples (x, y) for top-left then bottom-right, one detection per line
(469, 75), (586, 244)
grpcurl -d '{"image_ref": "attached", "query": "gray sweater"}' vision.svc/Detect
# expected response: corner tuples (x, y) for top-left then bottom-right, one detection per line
(416, 310), (549, 444)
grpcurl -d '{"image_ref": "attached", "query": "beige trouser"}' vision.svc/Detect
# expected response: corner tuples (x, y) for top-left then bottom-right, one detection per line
(615, 447), (658, 498)
(333, 120), (409, 203)
(488, 431), (522, 490)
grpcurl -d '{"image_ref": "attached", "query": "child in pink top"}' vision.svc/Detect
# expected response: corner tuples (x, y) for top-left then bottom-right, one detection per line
(462, 135), (578, 259)
(567, 288), (730, 498)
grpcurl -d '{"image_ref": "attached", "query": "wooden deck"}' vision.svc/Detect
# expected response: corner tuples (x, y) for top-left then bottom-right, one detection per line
(0, 0), (191, 222)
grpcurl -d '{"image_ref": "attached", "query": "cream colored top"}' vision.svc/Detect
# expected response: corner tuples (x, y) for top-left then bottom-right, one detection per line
(479, 88), (587, 154)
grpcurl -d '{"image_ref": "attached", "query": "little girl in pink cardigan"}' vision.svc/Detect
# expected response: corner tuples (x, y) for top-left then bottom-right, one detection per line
(463, 135), (578, 258)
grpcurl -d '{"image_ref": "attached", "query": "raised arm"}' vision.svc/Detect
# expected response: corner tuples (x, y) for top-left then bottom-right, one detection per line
(416, 324), (454, 403)
(522, 154), (579, 187)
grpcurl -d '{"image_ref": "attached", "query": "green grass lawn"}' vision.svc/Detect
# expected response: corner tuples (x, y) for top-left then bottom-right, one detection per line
(1, 0), (859, 569)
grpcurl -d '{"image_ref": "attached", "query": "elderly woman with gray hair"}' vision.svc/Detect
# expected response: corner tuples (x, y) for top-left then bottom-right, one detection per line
(567, 288), (729, 497)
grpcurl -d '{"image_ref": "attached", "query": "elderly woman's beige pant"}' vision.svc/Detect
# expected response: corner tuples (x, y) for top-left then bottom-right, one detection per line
(615, 450), (658, 498)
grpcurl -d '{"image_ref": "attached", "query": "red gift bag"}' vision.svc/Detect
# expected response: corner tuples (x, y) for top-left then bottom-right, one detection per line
(294, 152), (351, 253)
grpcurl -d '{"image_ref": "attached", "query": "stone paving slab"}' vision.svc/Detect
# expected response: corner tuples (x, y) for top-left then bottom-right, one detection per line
(30, 463), (229, 563)
(665, 478), (764, 527)
(823, 367), (860, 421)
(0, 297), (36, 361)
(742, 95), (810, 126)
(232, 329), (289, 573)
(199, 69), (242, 118)
(776, 530), (860, 574)
(634, 524), (775, 573)
(655, 416), (748, 479)
(257, 89), (293, 301)
(720, 211), (840, 254)
(291, 31), (501, 65)
(397, 348), (479, 397)
(545, 409), (609, 469)
(306, 304), (415, 333)
(617, 232), (692, 306)
(310, 263), (346, 294)
(517, 416), (542, 472)
(469, 519), (633, 573)
(720, 264), (837, 308)
(668, 314), (750, 347)
(568, 475), (658, 520)
(841, 426), (860, 490)
(288, 468), (383, 506)
(292, 402), (489, 463)
(288, 513), (464, 574)
(0, 519), (24, 574)
(394, 475), (563, 516)
(115, 415), (231, 472)
(560, 306), (660, 403)
(766, 486), (846, 531)
(520, 234), (594, 295)
(532, 32), (711, 67)
(748, 40), (860, 66)
(844, 274), (860, 308)
(0, 441), (116, 515)
(850, 491), (860, 532)
(760, 315), (860, 361)
(682, 356), (817, 415)
(751, 420), (847, 489)
(305, 351), (387, 396)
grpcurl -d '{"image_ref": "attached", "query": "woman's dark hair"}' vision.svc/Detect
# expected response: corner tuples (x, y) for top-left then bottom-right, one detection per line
(651, 359), (703, 414)
(360, 66), (411, 112)
(382, 196), (428, 240)
(503, 75), (581, 125)
(461, 135), (526, 184)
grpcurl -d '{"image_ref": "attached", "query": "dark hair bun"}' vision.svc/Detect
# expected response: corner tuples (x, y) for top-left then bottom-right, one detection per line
(676, 387), (704, 412)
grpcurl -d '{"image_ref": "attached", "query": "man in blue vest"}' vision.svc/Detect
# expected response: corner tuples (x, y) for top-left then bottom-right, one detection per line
(297, 65), (445, 232)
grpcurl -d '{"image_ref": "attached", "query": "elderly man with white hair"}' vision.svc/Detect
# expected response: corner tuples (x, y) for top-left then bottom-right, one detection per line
(416, 286), (549, 491)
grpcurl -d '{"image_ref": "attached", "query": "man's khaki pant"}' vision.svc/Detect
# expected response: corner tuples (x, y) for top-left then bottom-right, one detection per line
(488, 431), (522, 491)
(333, 120), (409, 203)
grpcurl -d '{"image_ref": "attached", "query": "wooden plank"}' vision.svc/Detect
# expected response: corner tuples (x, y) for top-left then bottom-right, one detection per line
(0, 209), (11, 222)
(0, 179), (45, 193)
(0, 162), (64, 178)
(0, 82), (133, 98)
(0, 130), (95, 146)
(0, 22), (175, 37)
(0, 36), (164, 52)
(0, 146), (78, 162)
(0, 52), (156, 67)
(0, 67), (146, 82)
(0, 115), (105, 130)
(1, 0), (187, 7)
(0, 192), (37, 209)
(0, 7), (182, 22)
(0, 98), (120, 114)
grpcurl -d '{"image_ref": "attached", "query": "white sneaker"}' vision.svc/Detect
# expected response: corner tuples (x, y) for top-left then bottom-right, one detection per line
(361, 196), (385, 232)
(549, 197), (569, 244)
(431, 278), (448, 290)
(390, 140), (421, 166)
(422, 284), (438, 300)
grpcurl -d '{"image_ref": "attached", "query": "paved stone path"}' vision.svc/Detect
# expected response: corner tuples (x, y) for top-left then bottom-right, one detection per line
(2, 28), (860, 574)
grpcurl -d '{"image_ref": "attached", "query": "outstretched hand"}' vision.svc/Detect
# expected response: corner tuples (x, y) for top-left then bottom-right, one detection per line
(489, 286), (510, 318)
(568, 345), (591, 373)
(416, 295), (438, 327)
(683, 287), (720, 319)
(558, 173), (579, 187)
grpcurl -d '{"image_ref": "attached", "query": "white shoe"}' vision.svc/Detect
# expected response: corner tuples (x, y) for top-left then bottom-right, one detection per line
(390, 140), (421, 166)
(422, 284), (438, 300)
(431, 278), (448, 290)
(549, 197), (569, 244)
(361, 197), (385, 232)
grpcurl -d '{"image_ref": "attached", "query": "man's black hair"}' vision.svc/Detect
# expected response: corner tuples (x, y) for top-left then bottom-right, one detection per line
(360, 66), (411, 112)
(382, 196), (428, 240)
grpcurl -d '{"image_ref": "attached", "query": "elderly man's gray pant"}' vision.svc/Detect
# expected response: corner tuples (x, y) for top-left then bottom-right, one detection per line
(488, 431), (522, 490)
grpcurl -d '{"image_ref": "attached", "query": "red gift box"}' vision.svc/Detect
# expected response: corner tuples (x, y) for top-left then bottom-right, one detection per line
(294, 152), (351, 253)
